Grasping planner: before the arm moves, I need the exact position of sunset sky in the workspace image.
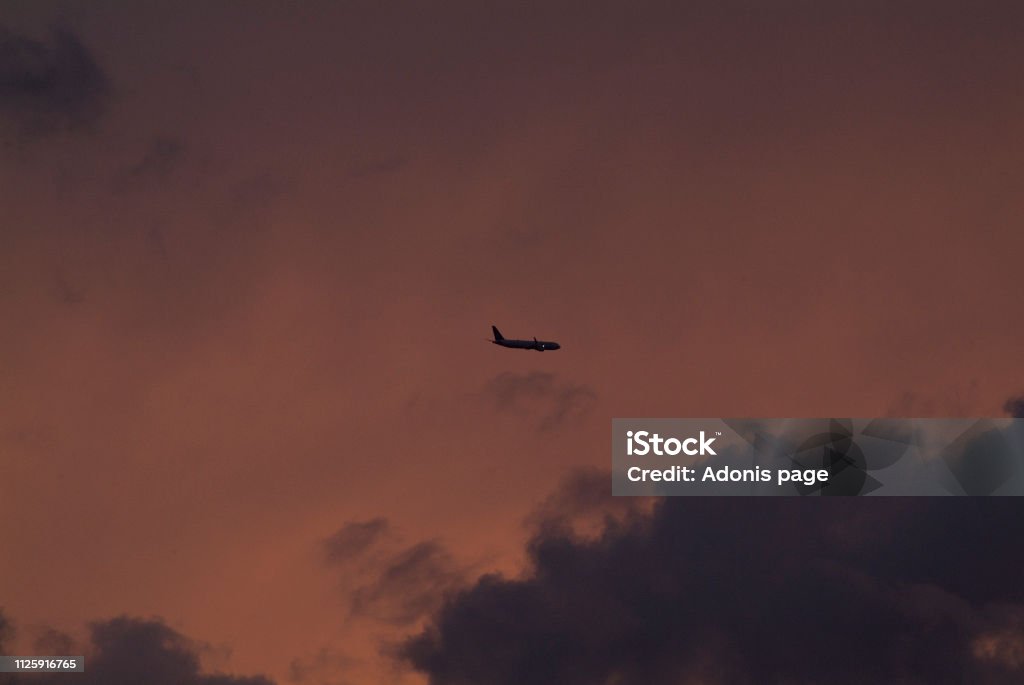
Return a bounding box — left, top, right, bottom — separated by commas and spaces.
2, 2, 1024, 684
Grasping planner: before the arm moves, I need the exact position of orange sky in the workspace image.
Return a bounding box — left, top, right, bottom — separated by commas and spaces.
1, 3, 1023, 684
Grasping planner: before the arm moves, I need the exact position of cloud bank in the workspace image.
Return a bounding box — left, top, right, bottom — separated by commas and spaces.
5, 615, 275, 685
402, 486, 1024, 684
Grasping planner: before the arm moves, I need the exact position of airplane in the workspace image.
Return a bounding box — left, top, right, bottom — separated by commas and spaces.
490, 325, 561, 351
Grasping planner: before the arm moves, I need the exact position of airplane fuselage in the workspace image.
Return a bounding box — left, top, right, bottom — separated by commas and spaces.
490, 325, 560, 351
493, 338, 561, 351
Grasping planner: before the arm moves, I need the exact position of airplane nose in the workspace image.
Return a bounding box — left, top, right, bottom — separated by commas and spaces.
550, 343, 561, 350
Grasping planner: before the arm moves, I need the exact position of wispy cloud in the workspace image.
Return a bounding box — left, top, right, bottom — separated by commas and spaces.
483, 371, 597, 432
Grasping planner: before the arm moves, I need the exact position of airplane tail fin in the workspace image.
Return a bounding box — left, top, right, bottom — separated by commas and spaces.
491, 325, 504, 341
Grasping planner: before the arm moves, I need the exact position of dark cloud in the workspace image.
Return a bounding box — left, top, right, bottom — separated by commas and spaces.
349, 541, 466, 626
1004, 395, 1024, 419
10, 616, 275, 685
323, 518, 391, 563
0, 24, 109, 136
402, 483, 1024, 685
483, 372, 597, 432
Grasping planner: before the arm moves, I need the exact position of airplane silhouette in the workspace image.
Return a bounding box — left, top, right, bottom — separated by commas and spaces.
490, 325, 561, 351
